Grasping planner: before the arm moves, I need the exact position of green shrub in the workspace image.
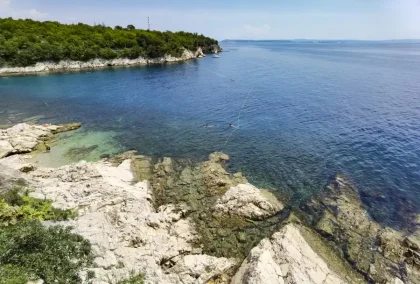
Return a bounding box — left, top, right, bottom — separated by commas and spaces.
0, 199, 19, 226
0, 264, 29, 284
0, 221, 93, 283
0, 18, 219, 66
0, 189, 77, 226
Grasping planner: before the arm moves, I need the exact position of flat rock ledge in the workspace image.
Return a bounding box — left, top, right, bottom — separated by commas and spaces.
213, 183, 284, 220
0, 122, 81, 158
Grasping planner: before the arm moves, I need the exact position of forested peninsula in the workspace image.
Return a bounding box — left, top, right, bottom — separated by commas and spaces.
0, 18, 220, 69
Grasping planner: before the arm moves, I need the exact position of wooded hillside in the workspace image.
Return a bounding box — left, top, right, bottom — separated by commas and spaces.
0, 18, 219, 67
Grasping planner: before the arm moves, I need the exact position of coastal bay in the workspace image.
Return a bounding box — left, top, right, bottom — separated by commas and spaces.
1, 19, 420, 283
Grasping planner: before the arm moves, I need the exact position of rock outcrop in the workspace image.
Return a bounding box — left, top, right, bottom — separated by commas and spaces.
139, 151, 280, 260
2, 154, 237, 284
213, 183, 284, 220
2, 123, 418, 284
0, 124, 241, 283
200, 152, 248, 193
201, 44, 222, 54
0, 48, 205, 76
0, 123, 81, 158
195, 47, 205, 58
301, 175, 420, 284
231, 223, 347, 284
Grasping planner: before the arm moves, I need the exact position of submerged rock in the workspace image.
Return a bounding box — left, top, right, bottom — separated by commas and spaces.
137, 151, 283, 260
51, 122, 82, 134
301, 174, 420, 284
213, 183, 284, 220
66, 144, 99, 158
201, 152, 247, 192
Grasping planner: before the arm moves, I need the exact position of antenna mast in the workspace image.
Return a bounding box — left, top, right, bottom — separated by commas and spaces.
148, 17, 150, 31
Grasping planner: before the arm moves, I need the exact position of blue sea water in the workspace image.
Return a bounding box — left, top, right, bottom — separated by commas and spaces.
1, 41, 420, 228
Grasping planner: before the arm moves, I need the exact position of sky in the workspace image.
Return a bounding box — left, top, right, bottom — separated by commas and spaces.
1, 0, 420, 40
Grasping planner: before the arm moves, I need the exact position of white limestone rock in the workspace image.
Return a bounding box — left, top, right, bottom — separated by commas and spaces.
195, 47, 205, 58
0, 140, 14, 158
168, 255, 237, 284
0, 123, 54, 157
214, 183, 284, 220
7, 157, 237, 284
0, 48, 204, 75
231, 224, 347, 284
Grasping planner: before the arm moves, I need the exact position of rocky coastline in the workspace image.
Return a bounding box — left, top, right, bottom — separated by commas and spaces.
0, 47, 212, 76
0, 123, 418, 284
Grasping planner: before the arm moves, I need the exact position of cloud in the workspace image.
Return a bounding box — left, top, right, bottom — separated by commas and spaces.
9, 8, 48, 20
0, 0, 48, 20
244, 24, 271, 36
27, 9, 48, 19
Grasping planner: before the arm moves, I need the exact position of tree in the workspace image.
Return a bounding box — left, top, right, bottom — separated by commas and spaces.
0, 17, 219, 66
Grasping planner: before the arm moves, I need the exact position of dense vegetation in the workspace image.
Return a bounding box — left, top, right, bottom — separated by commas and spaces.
0, 17, 219, 67
0, 188, 93, 283
0, 222, 94, 284
0, 188, 77, 226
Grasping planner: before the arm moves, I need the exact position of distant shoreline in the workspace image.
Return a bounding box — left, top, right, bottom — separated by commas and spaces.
0, 48, 208, 77
221, 39, 420, 43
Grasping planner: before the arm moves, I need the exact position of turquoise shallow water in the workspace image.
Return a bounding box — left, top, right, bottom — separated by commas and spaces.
1, 41, 420, 228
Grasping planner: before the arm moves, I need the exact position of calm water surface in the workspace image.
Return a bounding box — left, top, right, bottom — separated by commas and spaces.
1, 41, 420, 228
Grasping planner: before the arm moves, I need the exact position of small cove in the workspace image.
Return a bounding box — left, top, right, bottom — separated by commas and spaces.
1, 41, 420, 229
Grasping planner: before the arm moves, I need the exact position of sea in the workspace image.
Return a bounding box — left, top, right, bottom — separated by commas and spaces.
1, 40, 420, 228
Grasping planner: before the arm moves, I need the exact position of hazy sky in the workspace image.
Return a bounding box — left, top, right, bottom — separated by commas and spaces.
1, 0, 420, 40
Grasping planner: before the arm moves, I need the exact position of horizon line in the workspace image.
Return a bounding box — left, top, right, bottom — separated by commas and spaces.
221, 39, 420, 42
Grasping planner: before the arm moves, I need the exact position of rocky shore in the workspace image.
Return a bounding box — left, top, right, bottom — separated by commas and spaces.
0, 123, 418, 284
0, 48, 209, 76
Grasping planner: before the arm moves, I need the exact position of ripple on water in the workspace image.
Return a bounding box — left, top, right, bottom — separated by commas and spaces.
2, 41, 420, 229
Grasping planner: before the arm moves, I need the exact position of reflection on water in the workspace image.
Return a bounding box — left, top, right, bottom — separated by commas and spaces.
1, 41, 420, 228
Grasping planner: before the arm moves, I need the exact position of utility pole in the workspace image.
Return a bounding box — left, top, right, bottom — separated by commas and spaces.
148, 17, 150, 31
